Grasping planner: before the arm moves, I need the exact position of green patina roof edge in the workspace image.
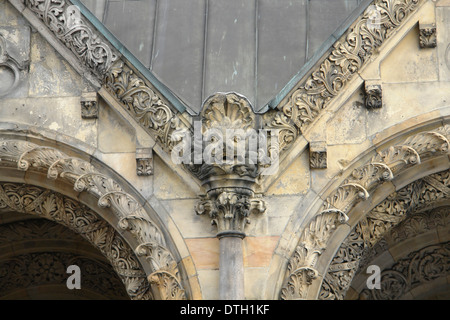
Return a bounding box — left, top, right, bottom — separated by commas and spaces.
263, 0, 373, 112
71, 0, 188, 114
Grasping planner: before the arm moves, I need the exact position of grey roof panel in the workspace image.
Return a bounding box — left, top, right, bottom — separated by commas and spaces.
80, 0, 367, 113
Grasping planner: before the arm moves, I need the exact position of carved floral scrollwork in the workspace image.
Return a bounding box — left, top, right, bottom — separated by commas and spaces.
24, 0, 117, 76
282, 126, 450, 300
360, 242, 450, 300
0, 183, 148, 299
104, 61, 180, 150
0, 139, 186, 300
264, 0, 423, 155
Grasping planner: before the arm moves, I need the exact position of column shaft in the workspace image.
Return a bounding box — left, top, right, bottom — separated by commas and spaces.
219, 236, 244, 300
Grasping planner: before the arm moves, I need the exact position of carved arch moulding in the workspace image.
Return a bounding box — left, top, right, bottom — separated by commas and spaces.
7, 0, 429, 186
279, 121, 450, 300
0, 133, 189, 300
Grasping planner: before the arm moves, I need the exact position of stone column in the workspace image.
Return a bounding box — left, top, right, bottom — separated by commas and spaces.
219, 235, 245, 300
196, 187, 266, 300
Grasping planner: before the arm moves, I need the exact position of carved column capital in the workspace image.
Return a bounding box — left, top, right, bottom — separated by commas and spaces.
195, 188, 266, 238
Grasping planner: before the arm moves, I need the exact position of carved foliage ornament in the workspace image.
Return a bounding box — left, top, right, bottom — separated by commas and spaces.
419, 22, 437, 49
195, 188, 266, 238
24, 0, 117, 76
0, 251, 130, 299
104, 60, 181, 151
264, 0, 422, 154
20, 0, 424, 176
320, 171, 450, 300
0, 183, 144, 299
0, 139, 186, 300
281, 125, 450, 300
360, 242, 450, 300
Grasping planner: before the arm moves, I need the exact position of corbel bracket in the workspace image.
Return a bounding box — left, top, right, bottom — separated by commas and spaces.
136, 147, 153, 176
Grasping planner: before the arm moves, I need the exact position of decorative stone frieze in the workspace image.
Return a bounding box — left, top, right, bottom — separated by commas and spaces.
364, 81, 382, 109
104, 60, 181, 151
22, 0, 118, 77
15, 0, 425, 169
263, 0, 422, 154
419, 22, 437, 48
360, 242, 450, 300
309, 141, 327, 169
320, 170, 450, 300
0, 183, 148, 299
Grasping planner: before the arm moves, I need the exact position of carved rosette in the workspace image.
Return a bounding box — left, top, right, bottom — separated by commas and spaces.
196, 188, 266, 238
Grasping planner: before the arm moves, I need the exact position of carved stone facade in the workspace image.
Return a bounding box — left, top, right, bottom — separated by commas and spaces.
1, 0, 450, 300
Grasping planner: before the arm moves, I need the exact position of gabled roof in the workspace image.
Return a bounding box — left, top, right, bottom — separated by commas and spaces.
80, 0, 371, 113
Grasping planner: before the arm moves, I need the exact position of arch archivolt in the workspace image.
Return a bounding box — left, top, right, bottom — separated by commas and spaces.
0, 133, 188, 300
0, 182, 149, 299
353, 205, 450, 300
320, 171, 450, 300
0, 215, 130, 299
279, 120, 450, 300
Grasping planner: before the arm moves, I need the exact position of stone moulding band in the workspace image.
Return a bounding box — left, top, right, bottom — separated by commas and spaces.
0, 137, 187, 300
280, 124, 450, 300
